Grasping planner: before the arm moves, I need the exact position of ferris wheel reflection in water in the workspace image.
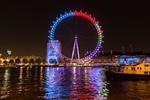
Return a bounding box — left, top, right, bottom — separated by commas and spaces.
44, 67, 109, 99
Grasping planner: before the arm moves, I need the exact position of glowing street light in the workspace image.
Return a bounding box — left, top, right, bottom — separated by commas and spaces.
0, 53, 2, 57
7, 49, 12, 56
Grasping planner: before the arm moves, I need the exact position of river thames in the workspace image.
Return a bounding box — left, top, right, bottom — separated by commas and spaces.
0, 67, 150, 100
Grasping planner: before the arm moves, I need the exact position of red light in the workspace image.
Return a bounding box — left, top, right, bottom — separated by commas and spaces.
74, 11, 96, 24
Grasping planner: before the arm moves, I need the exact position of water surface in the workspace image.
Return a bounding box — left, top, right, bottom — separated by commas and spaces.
0, 67, 150, 100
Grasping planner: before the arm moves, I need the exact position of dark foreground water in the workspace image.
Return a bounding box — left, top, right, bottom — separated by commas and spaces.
0, 67, 150, 100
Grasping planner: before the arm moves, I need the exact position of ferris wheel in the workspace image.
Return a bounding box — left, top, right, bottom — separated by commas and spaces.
48, 10, 103, 63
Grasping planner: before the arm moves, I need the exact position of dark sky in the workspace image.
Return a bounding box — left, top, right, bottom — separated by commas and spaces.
0, 0, 150, 57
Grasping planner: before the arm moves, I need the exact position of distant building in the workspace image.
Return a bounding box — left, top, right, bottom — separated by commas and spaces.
115, 56, 140, 64
47, 40, 61, 64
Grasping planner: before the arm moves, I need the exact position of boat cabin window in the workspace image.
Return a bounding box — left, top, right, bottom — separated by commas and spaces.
125, 67, 128, 70
140, 67, 142, 70
144, 71, 148, 74
145, 64, 150, 67
132, 67, 135, 70
132, 67, 134, 70
137, 67, 141, 70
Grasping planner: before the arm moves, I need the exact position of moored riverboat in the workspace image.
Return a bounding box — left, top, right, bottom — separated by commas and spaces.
106, 62, 150, 79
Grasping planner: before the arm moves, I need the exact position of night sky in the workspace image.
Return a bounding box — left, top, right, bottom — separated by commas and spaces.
0, 0, 150, 57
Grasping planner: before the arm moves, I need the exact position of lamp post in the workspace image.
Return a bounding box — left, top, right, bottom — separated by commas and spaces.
0, 53, 2, 58
7, 49, 12, 56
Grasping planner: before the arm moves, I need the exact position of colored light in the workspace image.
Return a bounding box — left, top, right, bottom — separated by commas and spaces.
48, 10, 104, 62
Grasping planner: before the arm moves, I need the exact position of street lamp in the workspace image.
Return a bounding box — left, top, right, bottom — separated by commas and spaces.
7, 49, 12, 56
0, 53, 2, 57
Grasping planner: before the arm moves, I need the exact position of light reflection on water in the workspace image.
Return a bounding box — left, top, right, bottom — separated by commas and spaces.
0, 67, 150, 100
44, 67, 108, 99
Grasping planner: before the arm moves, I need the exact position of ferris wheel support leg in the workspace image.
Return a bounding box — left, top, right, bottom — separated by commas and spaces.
71, 38, 76, 60
76, 37, 80, 59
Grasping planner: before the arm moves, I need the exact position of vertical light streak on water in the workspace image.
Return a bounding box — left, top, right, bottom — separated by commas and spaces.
71, 67, 77, 92
44, 67, 56, 99
19, 67, 23, 80
25, 67, 29, 79
72, 67, 76, 81
84, 67, 89, 81
40, 67, 43, 81
0, 69, 10, 99
89, 68, 109, 100
17, 67, 24, 93
44, 67, 71, 99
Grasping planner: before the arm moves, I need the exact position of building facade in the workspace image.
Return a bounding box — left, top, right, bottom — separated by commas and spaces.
47, 40, 61, 64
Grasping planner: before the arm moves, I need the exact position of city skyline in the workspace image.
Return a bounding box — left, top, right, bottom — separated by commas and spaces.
0, 0, 150, 57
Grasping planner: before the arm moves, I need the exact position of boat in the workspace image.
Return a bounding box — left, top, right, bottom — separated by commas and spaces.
106, 61, 150, 79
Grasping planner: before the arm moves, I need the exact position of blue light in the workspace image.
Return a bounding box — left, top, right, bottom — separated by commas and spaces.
145, 57, 150, 62
47, 40, 61, 64
116, 56, 140, 64
49, 11, 74, 40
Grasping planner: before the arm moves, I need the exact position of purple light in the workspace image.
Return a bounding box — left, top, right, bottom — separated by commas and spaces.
48, 10, 104, 62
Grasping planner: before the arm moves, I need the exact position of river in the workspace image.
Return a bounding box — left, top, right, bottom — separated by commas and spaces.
0, 67, 150, 100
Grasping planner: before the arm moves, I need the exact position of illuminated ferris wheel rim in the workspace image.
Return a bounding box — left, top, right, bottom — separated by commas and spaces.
49, 10, 103, 60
